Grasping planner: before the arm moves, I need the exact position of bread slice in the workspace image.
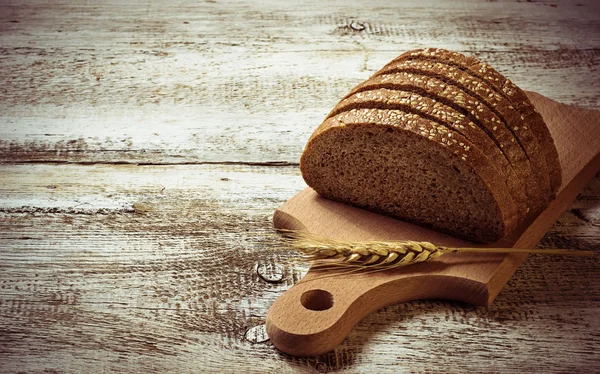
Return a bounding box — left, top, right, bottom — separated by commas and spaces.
370, 59, 552, 214
340, 71, 539, 215
326, 87, 527, 221
392, 48, 562, 194
300, 108, 520, 242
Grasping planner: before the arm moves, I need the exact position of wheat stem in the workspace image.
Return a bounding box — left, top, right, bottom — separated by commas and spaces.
454, 247, 593, 256
275, 229, 594, 270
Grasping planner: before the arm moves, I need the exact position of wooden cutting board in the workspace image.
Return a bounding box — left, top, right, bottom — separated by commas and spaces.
266, 91, 600, 357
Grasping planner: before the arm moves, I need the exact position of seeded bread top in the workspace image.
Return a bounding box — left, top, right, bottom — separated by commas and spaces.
394, 48, 561, 194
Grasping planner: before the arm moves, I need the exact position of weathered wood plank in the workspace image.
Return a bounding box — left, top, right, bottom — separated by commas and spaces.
1, 164, 598, 372
1, 0, 599, 372
1, 0, 599, 164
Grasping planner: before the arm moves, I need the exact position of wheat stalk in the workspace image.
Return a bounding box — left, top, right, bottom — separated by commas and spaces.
277, 229, 593, 271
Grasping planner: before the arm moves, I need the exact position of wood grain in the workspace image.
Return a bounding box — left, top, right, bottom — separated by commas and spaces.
1, 164, 599, 372
0, 164, 304, 372
1, 0, 599, 372
1, 0, 599, 164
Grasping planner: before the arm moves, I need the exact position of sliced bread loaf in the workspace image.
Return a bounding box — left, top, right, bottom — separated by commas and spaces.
392, 48, 562, 194
325, 87, 527, 221
301, 108, 519, 242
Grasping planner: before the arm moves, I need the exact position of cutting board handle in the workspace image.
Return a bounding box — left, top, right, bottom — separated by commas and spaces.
268, 210, 492, 358
266, 270, 488, 356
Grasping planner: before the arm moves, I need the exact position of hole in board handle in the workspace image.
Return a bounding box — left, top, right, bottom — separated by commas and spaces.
300, 289, 334, 311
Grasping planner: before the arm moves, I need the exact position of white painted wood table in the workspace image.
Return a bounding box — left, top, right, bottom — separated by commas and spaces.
1, 1, 599, 372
